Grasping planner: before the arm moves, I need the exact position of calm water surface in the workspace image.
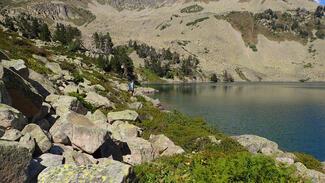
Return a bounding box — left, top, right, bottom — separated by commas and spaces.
149, 82, 325, 161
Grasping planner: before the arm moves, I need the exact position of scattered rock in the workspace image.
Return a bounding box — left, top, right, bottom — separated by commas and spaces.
0, 103, 27, 130
28, 153, 64, 182
1, 129, 22, 141
63, 149, 96, 165
62, 84, 78, 95
85, 91, 114, 109
123, 137, 154, 165
135, 87, 158, 95
0, 140, 32, 183
149, 134, 185, 158
46, 94, 87, 116
45, 62, 62, 75
19, 133, 36, 153
38, 159, 132, 183
107, 110, 139, 123
21, 124, 52, 153
232, 135, 281, 155
128, 102, 143, 110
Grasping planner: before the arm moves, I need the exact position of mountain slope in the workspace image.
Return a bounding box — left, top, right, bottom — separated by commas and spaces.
2, 0, 324, 82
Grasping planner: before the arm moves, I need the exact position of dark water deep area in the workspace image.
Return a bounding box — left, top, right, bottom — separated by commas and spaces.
149, 82, 325, 161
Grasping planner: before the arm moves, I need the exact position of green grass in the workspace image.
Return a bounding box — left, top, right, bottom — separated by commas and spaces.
294, 152, 323, 173
0, 29, 52, 75
134, 102, 245, 153
135, 152, 301, 183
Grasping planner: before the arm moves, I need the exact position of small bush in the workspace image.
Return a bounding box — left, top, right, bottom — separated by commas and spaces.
210, 73, 219, 82
249, 44, 258, 52
69, 92, 96, 112
72, 71, 84, 84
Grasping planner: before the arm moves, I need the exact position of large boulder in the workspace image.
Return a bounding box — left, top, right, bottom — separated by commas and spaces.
107, 110, 139, 123
149, 134, 185, 158
0, 66, 43, 118
38, 159, 132, 183
28, 69, 56, 97
232, 135, 282, 155
1, 59, 29, 79
123, 137, 154, 165
110, 121, 141, 141
46, 94, 87, 116
0, 140, 32, 183
84, 91, 114, 109
86, 109, 107, 126
0, 80, 11, 105
50, 112, 108, 154
0, 104, 27, 130
21, 124, 52, 153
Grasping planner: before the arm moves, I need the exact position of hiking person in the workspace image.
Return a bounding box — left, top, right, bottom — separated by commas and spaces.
128, 79, 135, 95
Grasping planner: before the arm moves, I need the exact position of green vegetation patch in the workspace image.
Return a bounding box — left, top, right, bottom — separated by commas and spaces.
69, 92, 96, 112
294, 152, 324, 172
134, 102, 245, 153
135, 152, 300, 183
137, 68, 165, 83
186, 17, 209, 26
181, 4, 204, 14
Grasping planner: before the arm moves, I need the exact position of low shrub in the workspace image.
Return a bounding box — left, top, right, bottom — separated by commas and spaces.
135, 152, 300, 183
69, 92, 96, 112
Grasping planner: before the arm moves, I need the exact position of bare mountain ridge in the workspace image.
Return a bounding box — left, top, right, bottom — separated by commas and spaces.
2, 0, 324, 82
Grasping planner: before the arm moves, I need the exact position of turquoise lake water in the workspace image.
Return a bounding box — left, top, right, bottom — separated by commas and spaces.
149, 82, 325, 161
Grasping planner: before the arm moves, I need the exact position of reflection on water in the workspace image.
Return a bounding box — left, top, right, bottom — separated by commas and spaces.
150, 83, 325, 161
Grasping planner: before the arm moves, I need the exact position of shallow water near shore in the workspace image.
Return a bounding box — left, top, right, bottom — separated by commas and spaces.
149, 82, 325, 161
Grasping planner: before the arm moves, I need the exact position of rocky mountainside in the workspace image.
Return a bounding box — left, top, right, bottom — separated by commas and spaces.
1, 0, 324, 82
0, 9, 325, 182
